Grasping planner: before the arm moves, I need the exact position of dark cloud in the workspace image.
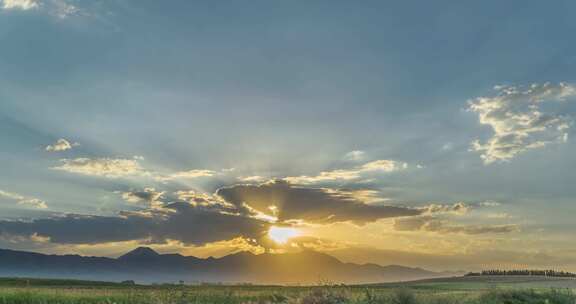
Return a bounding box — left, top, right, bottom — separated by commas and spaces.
217, 180, 421, 224
0, 202, 269, 245
394, 216, 519, 235
121, 188, 164, 206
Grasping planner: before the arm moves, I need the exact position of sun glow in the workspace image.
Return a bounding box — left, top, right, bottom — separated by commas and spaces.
268, 226, 300, 244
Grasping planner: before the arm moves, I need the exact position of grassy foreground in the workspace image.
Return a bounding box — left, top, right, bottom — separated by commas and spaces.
0, 284, 575, 304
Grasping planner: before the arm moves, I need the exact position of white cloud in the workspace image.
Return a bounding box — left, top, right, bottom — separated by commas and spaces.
344, 150, 365, 161
441, 142, 454, 151
478, 201, 501, 207
2, 0, 39, 10
155, 169, 217, 182
1, 0, 78, 18
239, 176, 268, 182
0, 190, 48, 209
284, 159, 408, 184
45, 138, 79, 152
53, 158, 148, 178
360, 159, 407, 172
468, 83, 576, 164
51, 156, 225, 183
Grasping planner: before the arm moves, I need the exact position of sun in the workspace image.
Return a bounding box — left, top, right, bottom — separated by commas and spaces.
268, 226, 300, 244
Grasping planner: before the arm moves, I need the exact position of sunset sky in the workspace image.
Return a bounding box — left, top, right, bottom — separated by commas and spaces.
1, 0, 576, 272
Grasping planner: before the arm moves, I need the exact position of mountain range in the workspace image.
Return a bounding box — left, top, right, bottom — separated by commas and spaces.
0, 247, 461, 284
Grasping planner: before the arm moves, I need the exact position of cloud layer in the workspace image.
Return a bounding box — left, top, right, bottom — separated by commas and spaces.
0, 202, 267, 245
217, 180, 421, 224
469, 83, 576, 164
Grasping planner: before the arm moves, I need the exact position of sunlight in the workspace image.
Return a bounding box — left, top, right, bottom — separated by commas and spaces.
268, 226, 300, 244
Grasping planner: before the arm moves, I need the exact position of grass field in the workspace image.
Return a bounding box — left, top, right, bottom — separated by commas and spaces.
0, 276, 575, 304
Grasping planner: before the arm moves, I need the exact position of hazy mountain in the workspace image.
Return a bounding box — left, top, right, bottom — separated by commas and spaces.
0, 247, 459, 284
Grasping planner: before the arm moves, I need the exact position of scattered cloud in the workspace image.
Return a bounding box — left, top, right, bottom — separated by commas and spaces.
121, 188, 164, 208
394, 216, 519, 235
344, 150, 365, 161
239, 176, 268, 183
47, 0, 76, 18
155, 169, 217, 182
468, 83, 576, 164
478, 201, 501, 207
425, 202, 470, 215
284, 159, 408, 184
45, 138, 78, 152
486, 213, 512, 219
217, 180, 421, 225
1, 0, 78, 18
0, 190, 48, 209
360, 160, 407, 171
2, 0, 38, 10
441, 142, 454, 151
50, 155, 227, 184
52, 157, 148, 178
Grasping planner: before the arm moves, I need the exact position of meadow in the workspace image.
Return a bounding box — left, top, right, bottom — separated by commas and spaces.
0, 276, 576, 304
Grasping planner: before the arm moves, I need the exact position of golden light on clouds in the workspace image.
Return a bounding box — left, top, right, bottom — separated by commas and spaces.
268, 226, 300, 244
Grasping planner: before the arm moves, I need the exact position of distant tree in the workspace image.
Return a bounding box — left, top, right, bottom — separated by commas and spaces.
466, 269, 576, 278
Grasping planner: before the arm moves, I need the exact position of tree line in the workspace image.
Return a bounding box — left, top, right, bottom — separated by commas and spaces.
466, 269, 576, 278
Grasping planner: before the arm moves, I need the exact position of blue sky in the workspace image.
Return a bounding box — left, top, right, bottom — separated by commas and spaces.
1, 0, 576, 271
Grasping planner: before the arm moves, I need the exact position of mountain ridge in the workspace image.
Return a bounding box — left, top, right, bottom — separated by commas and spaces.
0, 247, 461, 284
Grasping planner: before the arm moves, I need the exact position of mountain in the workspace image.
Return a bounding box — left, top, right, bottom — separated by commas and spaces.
118, 247, 160, 260
0, 247, 458, 284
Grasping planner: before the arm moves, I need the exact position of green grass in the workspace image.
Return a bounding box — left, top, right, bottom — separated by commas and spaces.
0, 277, 575, 303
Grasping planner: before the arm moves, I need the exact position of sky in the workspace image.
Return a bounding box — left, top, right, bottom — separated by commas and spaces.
1, 0, 576, 272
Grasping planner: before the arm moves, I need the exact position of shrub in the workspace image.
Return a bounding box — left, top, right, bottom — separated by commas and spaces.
476, 289, 575, 304
390, 289, 418, 304
299, 288, 349, 304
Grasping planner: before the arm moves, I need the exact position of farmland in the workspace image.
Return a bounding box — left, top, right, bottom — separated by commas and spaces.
0, 276, 575, 304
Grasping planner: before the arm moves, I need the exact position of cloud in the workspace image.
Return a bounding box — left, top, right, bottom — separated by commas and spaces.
47, 0, 76, 18
121, 188, 164, 208
0, 190, 48, 209
284, 159, 408, 184
477, 201, 501, 207
216, 180, 421, 225
360, 160, 407, 171
441, 143, 454, 151
155, 169, 217, 182
344, 150, 365, 161
53, 158, 148, 178
51, 156, 229, 185
0, 202, 269, 246
45, 138, 78, 152
51, 156, 224, 183
394, 216, 519, 235
468, 83, 576, 164
425, 202, 470, 215
2, 0, 38, 10
1, 0, 77, 18
239, 176, 268, 183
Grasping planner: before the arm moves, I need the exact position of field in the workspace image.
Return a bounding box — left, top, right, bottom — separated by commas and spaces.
0, 276, 575, 304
